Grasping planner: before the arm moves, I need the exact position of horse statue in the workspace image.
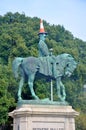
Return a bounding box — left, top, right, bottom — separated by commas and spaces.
12, 53, 77, 102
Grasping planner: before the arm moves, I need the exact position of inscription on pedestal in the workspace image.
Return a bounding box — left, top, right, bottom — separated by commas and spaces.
32, 122, 64, 130
33, 128, 64, 130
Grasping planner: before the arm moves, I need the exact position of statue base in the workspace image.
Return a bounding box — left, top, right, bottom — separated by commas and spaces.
17, 98, 69, 106
9, 103, 79, 130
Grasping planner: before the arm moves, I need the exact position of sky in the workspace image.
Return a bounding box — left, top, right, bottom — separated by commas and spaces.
0, 0, 86, 41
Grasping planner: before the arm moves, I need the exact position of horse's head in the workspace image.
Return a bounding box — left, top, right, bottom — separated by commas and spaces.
64, 54, 77, 77
12, 57, 23, 79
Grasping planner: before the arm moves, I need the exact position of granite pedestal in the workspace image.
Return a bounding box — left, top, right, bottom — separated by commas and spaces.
9, 103, 79, 130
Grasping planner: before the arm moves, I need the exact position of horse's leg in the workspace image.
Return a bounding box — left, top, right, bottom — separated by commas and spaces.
56, 77, 66, 101
28, 74, 39, 100
60, 81, 66, 101
56, 77, 62, 101
18, 76, 24, 101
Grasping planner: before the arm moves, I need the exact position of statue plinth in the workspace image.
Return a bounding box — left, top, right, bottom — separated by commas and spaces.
9, 104, 79, 130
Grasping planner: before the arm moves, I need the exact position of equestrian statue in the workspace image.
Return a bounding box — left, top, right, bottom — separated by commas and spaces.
12, 19, 77, 102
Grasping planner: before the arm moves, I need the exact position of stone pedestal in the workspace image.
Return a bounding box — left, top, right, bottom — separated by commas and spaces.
9, 104, 79, 130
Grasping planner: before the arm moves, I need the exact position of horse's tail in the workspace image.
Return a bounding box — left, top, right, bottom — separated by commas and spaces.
12, 57, 24, 79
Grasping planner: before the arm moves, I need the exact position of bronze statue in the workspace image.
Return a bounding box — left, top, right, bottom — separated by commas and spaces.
12, 54, 77, 102
12, 19, 77, 103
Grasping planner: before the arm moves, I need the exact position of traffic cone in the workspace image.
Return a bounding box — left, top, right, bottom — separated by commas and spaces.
38, 19, 47, 35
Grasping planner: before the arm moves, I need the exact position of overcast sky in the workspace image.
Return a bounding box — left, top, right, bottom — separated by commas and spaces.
0, 0, 86, 41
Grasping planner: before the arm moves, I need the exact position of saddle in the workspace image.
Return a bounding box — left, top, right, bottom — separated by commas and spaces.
38, 56, 57, 77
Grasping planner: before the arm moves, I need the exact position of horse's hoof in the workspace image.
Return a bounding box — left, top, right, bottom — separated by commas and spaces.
18, 97, 22, 101
34, 96, 40, 100
60, 98, 66, 102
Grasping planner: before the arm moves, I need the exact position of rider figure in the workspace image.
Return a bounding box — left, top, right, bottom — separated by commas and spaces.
38, 33, 49, 57
38, 19, 57, 78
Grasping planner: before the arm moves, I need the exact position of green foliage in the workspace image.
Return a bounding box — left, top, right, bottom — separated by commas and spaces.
0, 12, 86, 128
0, 64, 16, 125
76, 113, 86, 130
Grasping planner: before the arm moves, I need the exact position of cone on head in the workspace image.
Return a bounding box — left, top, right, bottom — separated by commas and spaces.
38, 19, 47, 35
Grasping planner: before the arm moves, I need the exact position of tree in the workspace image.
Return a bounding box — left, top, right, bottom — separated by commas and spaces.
0, 64, 15, 126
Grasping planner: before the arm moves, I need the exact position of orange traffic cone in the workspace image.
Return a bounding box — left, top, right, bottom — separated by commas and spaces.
38, 19, 47, 35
